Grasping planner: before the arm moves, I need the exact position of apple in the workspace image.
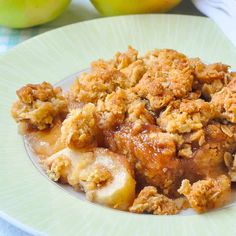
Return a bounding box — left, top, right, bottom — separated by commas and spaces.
91, 0, 182, 16
45, 148, 136, 210
0, 0, 71, 28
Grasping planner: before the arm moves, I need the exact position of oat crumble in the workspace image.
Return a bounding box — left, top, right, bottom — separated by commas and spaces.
12, 46, 236, 214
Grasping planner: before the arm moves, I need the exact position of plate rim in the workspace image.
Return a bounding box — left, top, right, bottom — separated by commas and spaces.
1, 13, 236, 236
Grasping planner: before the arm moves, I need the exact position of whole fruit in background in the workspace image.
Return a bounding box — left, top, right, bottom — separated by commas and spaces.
0, 0, 71, 28
91, 0, 182, 16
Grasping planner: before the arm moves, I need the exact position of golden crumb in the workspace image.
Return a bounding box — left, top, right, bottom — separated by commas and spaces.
157, 99, 216, 133
114, 46, 139, 69
211, 78, 236, 123
79, 164, 112, 191
61, 103, 98, 149
129, 186, 188, 215
178, 175, 231, 213
135, 49, 193, 110
190, 58, 229, 83
96, 88, 127, 129
11, 82, 68, 130
224, 153, 236, 181
47, 155, 71, 183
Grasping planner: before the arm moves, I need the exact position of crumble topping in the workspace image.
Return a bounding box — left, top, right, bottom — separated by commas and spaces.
157, 99, 216, 133
47, 154, 71, 182
224, 153, 236, 181
61, 103, 98, 149
211, 77, 236, 123
12, 46, 236, 214
129, 186, 188, 215
190, 58, 229, 83
178, 175, 231, 213
11, 82, 68, 130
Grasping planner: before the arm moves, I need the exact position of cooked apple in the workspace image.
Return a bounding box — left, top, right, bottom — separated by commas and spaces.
91, 0, 182, 16
45, 148, 136, 210
0, 0, 71, 28
25, 121, 66, 159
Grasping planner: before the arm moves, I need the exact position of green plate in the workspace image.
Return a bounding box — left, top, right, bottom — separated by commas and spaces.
1, 14, 236, 236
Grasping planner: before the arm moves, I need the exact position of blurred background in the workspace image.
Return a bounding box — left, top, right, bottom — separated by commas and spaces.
1, 0, 234, 54
0, 0, 204, 54
1, 0, 235, 54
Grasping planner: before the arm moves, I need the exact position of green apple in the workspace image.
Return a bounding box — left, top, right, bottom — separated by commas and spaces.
91, 0, 182, 16
0, 0, 71, 28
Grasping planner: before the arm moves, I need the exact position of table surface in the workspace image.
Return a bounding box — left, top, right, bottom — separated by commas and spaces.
0, 0, 203, 235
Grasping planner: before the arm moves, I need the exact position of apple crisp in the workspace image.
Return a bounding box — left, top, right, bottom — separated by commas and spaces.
12, 46, 236, 214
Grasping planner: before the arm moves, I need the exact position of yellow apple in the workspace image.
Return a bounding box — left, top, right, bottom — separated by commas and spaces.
45, 148, 136, 210
0, 0, 71, 28
91, 0, 182, 16
88, 149, 136, 210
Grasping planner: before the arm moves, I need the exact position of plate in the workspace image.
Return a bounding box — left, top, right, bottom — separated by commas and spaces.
1, 14, 236, 236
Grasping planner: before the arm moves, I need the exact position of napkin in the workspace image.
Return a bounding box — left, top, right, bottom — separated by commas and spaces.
192, 0, 236, 47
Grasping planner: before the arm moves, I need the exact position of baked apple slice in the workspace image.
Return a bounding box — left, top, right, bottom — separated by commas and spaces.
45, 148, 136, 210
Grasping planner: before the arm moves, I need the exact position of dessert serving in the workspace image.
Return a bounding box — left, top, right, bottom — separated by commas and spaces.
11, 47, 236, 215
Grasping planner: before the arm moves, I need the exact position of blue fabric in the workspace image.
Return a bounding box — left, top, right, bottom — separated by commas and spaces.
0, 27, 50, 54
